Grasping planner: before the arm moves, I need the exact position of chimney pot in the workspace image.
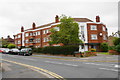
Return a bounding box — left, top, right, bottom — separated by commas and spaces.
32, 22, 36, 29
55, 15, 59, 23
21, 26, 24, 32
96, 16, 100, 22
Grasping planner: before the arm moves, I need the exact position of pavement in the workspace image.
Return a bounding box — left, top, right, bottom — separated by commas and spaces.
1, 62, 48, 78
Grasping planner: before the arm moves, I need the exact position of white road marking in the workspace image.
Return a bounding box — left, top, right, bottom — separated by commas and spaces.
84, 63, 116, 67
114, 65, 120, 68
45, 61, 78, 67
99, 68, 118, 72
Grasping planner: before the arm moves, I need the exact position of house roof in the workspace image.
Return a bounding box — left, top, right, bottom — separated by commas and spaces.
24, 18, 93, 31
25, 22, 55, 31
73, 18, 93, 22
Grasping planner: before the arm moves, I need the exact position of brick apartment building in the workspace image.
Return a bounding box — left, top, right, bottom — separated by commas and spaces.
14, 15, 108, 52
2, 35, 14, 44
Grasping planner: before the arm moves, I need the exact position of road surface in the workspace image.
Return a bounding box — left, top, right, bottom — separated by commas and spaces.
1, 53, 119, 80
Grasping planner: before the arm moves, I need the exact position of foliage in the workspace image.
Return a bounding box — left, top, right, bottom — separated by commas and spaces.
90, 48, 96, 52
100, 43, 108, 52
115, 43, 120, 52
32, 47, 43, 53
7, 43, 16, 49
113, 38, 120, 46
50, 15, 82, 45
2, 39, 10, 48
108, 46, 116, 50
33, 45, 79, 55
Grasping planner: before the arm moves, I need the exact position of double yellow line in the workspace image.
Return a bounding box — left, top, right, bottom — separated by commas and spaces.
1, 59, 65, 80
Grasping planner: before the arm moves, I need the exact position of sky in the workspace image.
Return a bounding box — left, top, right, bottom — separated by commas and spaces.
0, 0, 119, 38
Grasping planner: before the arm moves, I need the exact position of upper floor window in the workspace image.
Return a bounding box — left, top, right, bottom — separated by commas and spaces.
18, 35, 21, 38
30, 33, 33, 36
18, 40, 21, 44
43, 30, 49, 34
90, 25, 97, 30
103, 35, 107, 40
43, 37, 49, 42
91, 34, 97, 40
54, 27, 60, 31
25, 33, 29, 37
15, 36, 18, 39
37, 31, 40, 35
103, 26, 106, 31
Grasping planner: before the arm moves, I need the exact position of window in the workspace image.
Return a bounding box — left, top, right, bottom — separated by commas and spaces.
25, 33, 29, 37
103, 26, 106, 31
103, 35, 107, 40
15, 36, 18, 39
25, 40, 28, 43
38, 31, 40, 35
43, 30, 49, 34
18, 40, 21, 44
43, 37, 49, 42
30, 33, 33, 36
54, 27, 60, 31
91, 34, 97, 40
18, 35, 21, 38
90, 25, 97, 30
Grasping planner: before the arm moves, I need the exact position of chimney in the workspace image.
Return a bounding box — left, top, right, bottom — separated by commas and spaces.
55, 15, 59, 23
32, 22, 36, 29
96, 16, 100, 22
7, 35, 10, 38
1, 37, 4, 39
21, 26, 24, 32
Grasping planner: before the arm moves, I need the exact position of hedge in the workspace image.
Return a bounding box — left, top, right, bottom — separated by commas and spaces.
33, 45, 79, 55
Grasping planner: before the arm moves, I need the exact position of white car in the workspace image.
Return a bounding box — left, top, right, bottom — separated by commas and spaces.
9, 48, 20, 55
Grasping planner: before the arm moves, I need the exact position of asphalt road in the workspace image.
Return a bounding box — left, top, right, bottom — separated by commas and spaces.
1, 53, 119, 79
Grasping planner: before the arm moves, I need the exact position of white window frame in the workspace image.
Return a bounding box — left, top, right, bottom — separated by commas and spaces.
91, 34, 97, 40
25, 33, 29, 37
30, 33, 33, 36
54, 27, 60, 31
103, 26, 106, 31
90, 25, 97, 30
18, 40, 21, 44
18, 35, 21, 38
103, 35, 107, 40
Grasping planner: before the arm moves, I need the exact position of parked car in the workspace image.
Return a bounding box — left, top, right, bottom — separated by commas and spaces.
19, 48, 32, 56
0, 48, 4, 53
9, 48, 20, 55
2, 48, 10, 54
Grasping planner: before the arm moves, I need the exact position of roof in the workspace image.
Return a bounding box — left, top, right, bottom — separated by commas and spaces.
25, 22, 55, 31
73, 18, 93, 22
24, 18, 93, 31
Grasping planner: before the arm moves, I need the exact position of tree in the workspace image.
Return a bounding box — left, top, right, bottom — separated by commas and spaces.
100, 43, 108, 52
2, 39, 10, 48
49, 15, 82, 45
113, 38, 120, 46
7, 43, 16, 49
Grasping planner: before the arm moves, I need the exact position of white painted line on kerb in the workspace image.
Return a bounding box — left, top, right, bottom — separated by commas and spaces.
99, 68, 118, 72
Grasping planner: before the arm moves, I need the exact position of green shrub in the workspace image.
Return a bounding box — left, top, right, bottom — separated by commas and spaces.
42, 45, 79, 55
113, 38, 120, 46
85, 51, 91, 53
115, 44, 120, 52
90, 48, 96, 52
100, 43, 108, 52
108, 46, 116, 50
7, 43, 16, 49
32, 47, 43, 53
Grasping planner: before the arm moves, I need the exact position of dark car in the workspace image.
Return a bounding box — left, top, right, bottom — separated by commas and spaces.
19, 48, 32, 56
9, 48, 20, 55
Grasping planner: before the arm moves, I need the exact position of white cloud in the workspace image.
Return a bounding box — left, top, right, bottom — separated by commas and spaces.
0, 0, 118, 38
